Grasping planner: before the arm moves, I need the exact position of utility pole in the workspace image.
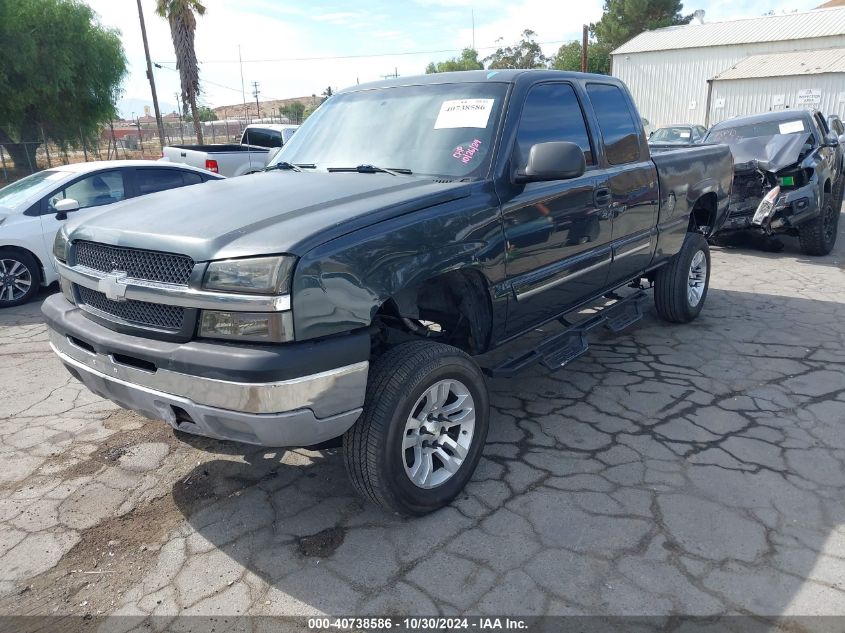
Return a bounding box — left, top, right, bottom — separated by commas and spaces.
581, 25, 588, 73
137, 0, 166, 150
252, 81, 261, 120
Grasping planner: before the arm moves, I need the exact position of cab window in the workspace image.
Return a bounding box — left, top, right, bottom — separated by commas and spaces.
515, 83, 594, 168
49, 170, 125, 210
586, 83, 641, 165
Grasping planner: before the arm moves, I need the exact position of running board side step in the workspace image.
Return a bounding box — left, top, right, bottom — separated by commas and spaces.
485, 291, 648, 378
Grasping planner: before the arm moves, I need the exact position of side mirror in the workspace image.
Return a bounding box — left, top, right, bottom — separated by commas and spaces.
515, 141, 586, 184
824, 133, 839, 148
54, 198, 80, 220
838, 134, 845, 146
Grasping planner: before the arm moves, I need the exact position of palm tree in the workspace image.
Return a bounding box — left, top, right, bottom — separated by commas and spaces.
155, 0, 205, 143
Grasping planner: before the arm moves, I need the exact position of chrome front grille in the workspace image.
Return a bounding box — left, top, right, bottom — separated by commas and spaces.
75, 241, 194, 285
77, 286, 185, 331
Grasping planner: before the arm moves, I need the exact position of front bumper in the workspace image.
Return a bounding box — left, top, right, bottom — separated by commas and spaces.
720, 182, 820, 235
43, 294, 368, 447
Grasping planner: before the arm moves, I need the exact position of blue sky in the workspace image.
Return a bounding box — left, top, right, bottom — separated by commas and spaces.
83, 0, 821, 117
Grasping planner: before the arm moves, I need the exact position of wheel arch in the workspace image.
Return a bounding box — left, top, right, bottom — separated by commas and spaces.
687, 191, 719, 234
372, 267, 494, 356
0, 244, 46, 286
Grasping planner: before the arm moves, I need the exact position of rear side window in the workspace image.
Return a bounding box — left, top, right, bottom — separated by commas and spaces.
514, 83, 594, 168
586, 83, 641, 165
244, 128, 281, 148
136, 169, 202, 195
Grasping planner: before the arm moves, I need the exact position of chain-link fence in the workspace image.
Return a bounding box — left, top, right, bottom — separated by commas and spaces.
0, 113, 304, 187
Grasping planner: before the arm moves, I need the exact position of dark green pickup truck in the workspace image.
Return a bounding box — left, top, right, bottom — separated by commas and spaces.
43, 70, 732, 515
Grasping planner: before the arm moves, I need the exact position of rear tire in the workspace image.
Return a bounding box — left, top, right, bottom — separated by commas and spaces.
0, 249, 40, 308
799, 190, 838, 256
342, 341, 489, 516
653, 232, 710, 323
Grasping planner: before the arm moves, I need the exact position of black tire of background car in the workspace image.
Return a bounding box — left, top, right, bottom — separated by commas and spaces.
342, 340, 490, 516
798, 190, 839, 256
0, 249, 41, 308
653, 232, 711, 323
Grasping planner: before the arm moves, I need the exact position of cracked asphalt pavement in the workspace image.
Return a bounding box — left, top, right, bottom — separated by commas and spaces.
0, 209, 843, 624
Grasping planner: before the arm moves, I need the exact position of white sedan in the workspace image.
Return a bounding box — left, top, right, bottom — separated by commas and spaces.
0, 160, 223, 307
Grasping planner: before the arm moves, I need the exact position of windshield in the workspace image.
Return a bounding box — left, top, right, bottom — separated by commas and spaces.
269, 82, 509, 179
0, 169, 68, 211
650, 127, 692, 144
705, 118, 809, 145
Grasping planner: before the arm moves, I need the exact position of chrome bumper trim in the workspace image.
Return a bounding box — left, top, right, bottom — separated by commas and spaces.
49, 329, 367, 417
56, 260, 291, 312
55, 349, 362, 447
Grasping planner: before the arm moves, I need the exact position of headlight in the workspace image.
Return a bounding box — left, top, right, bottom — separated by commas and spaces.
203, 256, 295, 295
53, 228, 69, 263
199, 310, 294, 343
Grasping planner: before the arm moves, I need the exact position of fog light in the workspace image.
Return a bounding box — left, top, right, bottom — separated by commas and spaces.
60, 278, 76, 304
795, 198, 809, 210
199, 310, 293, 343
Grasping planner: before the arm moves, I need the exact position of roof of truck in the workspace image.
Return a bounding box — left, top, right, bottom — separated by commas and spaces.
341, 69, 623, 93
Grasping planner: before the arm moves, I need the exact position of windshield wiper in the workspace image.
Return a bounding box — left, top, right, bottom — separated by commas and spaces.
264, 162, 301, 172
264, 162, 317, 172
327, 164, 412, 176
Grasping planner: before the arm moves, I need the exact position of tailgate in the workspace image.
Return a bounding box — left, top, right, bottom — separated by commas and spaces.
161, 146, 207, 169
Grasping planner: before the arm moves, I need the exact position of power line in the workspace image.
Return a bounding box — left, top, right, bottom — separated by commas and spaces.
153, 38, 570, 65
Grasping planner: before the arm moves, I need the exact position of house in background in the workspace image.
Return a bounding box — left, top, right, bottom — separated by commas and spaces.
611, 7, 845, 128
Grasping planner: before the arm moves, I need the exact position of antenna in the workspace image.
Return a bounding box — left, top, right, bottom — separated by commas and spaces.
239, 44, 247, 116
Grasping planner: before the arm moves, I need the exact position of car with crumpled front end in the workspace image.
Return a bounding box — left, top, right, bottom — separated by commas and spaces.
705, 110, 843, 255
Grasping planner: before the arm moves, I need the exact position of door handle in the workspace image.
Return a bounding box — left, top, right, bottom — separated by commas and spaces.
594, 187, 612, 207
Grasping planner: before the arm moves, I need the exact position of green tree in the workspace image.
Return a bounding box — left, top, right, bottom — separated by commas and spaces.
184, 105, 217, 122
0, 0, 126, 170
550, 40, 612, 75
156, 0, 206, 143
280, 102, 306, 123
591, 0, 691, 51
483, 30, 547, 69
425, 48, 484, 73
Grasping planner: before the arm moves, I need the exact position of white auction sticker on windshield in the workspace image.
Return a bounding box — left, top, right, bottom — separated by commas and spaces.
434, 99, 494, 129
779, 120, 805, 134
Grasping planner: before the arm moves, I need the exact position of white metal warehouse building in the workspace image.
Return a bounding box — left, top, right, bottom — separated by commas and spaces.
611, 7, 845, 128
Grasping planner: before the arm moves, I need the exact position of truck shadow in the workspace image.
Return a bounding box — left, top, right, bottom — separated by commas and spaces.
0, 284, 57, 327
170, 284, 845, 617
710, 203, 844, 269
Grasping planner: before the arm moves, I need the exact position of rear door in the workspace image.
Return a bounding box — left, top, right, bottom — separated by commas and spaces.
584, 82, 659, 285
499, 81, 612, 336
131, 167, 206, 197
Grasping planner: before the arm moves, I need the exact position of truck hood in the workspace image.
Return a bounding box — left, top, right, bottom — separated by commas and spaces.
66, 171, 473, 261
727, 133, 811, 173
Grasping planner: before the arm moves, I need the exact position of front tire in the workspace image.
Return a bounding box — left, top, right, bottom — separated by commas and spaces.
0, 249, 40, 308
799, 190, 839, 256
342, 341, 490, 516
653, 232, 710, 323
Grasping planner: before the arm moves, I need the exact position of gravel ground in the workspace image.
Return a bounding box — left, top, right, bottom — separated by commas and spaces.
0, 208, 843, 627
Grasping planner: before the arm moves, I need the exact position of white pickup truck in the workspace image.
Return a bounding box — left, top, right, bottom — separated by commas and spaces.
161, 124, 299, 177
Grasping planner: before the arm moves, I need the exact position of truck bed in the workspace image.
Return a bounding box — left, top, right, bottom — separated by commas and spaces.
651, 143, 734, 236
170, 144, 270, 154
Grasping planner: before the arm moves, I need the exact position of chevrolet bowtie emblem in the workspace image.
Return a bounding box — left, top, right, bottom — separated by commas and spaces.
98, 271, 129, 302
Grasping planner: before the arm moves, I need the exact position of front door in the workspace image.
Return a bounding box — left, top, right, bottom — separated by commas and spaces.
499, 82, 613, 337
39, 169, 129, 271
